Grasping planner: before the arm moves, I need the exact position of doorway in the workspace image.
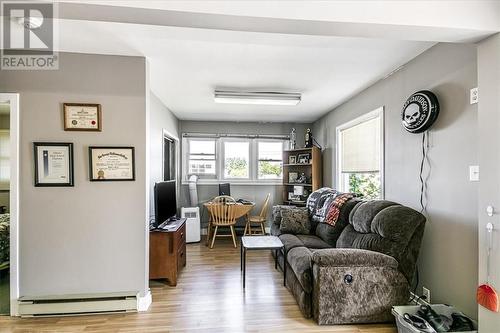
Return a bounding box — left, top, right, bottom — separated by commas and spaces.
0, 93, 19, 316
163, 131, 177, 182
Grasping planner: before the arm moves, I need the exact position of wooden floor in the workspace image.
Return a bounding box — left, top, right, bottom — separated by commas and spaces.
0, 237, 396, 332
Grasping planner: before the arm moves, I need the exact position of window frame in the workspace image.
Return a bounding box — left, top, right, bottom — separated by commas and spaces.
256, 139, 284, 181
182, 136, 285, 185
183, 137, 218, 180
335, 107, 385, 198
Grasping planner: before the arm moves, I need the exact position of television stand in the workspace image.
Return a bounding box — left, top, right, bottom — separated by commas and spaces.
149, 218, 186, 286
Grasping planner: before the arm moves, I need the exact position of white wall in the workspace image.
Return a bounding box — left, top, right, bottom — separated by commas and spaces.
313, 43, 478, 317
149, 92, 180, 218
0, 53, 149, 297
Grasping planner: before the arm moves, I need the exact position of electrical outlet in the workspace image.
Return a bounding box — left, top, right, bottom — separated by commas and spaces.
470, 87, 479, 104
423, 287, 431, 303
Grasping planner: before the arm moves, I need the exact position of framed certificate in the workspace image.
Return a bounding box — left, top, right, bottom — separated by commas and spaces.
34, 142, 74, 187
89, 146, 135, 181
63, 103, 102, 131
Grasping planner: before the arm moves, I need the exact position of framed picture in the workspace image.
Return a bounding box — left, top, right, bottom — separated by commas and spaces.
64, 103, 102, 131
288, 172, 298, 183
34, 142, 74, 187
297, 153, 310, 164
288, 155, 296, 164
89, 146, 135, 181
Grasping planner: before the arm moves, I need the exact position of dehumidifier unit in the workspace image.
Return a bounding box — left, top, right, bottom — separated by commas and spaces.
181, 207, 200, 243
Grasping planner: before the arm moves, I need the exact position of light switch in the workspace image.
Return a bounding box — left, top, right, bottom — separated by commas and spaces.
469, 165, 479, 181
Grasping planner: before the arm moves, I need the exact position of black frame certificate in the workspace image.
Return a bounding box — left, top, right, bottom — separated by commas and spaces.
63, 103, 102, 131
34, 142, 74, 187
89, 147, 135, 181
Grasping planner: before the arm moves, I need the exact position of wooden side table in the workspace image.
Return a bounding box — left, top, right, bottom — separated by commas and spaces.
240, 236, 285, 289
149, 218, 186, 286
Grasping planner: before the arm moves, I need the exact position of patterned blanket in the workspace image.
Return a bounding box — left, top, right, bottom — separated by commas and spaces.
306, 188, 355, 226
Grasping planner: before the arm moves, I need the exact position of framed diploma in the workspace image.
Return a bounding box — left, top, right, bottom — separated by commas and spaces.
89, 146, 135, 181
63, 103, 102, 131
34, 142, 74, 187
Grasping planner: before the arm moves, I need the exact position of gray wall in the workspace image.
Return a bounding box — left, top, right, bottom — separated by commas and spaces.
179, 121, 311, 229
0, 53, 149, 297
149, 92, 180, 218
477, 33, 500, 333
313, 43, 478, 317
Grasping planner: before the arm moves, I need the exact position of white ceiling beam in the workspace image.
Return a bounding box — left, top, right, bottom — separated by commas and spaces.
57, 2, 499, 43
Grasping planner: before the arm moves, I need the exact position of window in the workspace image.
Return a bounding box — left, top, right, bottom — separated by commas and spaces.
336, 108, 383, 199
182, 136, 285, 184
223, 141, 250, 179
187, 139, 217, 179
0, 130, 8, 190
257, 141, 283, 180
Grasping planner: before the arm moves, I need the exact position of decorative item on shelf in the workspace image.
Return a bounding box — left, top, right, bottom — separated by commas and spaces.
63, 103, 102, 131
288, 192, 295, 200
297, 153, 310, 164
293, 186, 304, 197
305, 128, 313, 148
303, 188, 309, 197
89, 146, 135, 181
288, 172, 298, 183
33, 142, 74, 187
289, 128, 296, 150
296, 173, 308, 184
289, 155, 296, 164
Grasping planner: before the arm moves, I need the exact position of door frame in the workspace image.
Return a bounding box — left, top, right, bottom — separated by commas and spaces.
0, 93, 19, 316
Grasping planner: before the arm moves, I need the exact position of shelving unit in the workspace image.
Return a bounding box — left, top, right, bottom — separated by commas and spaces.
282, 146, 322, 206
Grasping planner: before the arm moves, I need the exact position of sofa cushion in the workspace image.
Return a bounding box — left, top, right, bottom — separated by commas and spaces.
287, 247, 314, 293
280, 209, 311, 235
272, 205, 308, 235
296, 235, 331, 249
279, 234, 305, 252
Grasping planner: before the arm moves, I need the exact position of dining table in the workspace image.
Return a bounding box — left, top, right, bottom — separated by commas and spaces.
203, 201, 255, 246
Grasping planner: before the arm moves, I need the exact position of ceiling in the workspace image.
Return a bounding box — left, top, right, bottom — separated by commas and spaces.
48, 1, 500, 122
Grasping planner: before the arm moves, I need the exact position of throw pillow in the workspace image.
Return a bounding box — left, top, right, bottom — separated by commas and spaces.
280, 209, 311, 235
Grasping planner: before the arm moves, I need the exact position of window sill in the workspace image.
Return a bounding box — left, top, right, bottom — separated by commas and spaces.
181, 181, 283, 186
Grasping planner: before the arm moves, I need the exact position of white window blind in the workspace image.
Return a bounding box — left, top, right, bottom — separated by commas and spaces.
340, 117, 380, 173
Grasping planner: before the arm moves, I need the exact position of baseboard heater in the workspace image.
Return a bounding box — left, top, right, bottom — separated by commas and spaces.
18, 291, 138, 317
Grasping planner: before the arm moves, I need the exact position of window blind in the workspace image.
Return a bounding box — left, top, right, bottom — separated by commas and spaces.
340, 117, 380, 173
0, 130, 9, 189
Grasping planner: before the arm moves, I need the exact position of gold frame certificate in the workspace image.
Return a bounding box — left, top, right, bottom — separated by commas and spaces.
63, 103, 102, 131
34, 142, 74, 187
89, 147, 135, 181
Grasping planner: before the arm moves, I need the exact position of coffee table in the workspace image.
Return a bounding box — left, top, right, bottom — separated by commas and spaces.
240, 235, 285, 289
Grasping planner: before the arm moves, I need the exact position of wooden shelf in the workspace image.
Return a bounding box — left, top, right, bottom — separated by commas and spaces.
283, 163, 312, 167
284, 147, 314, 152
283, 200, 307, 206
282, 146, 322, 205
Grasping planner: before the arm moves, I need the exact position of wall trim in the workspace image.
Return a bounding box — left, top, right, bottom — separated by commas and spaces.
137, 290, 152, 312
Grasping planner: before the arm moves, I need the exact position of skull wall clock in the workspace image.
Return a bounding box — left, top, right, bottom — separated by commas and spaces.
401, 90, 440, 133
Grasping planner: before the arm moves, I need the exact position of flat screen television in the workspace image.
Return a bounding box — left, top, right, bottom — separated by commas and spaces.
154, 180, 177, 226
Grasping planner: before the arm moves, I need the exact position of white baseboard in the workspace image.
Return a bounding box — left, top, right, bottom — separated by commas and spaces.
137, 290, 152, 312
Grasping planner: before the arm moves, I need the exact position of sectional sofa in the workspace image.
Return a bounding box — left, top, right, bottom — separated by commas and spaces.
271, 189, 426, 325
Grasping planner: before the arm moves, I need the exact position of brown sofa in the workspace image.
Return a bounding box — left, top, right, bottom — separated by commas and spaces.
271, 191, 426, 325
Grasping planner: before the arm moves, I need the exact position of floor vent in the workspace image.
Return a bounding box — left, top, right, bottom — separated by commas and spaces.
18, 292, 138, 317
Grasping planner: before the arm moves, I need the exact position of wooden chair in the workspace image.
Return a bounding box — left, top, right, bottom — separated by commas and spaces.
244, 193, 271, 235
206, 196, 236, 246
207, 203, 238, 248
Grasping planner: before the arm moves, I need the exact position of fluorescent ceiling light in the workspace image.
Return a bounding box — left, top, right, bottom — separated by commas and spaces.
214, 90, 301, 106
